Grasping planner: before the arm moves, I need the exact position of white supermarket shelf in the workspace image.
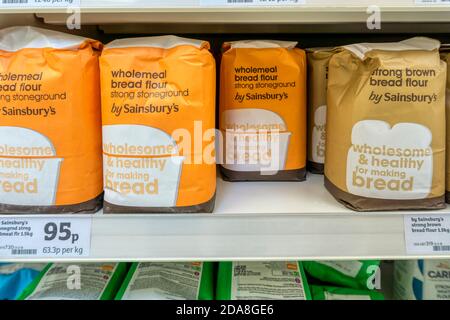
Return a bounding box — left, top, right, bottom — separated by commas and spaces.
1, 174, 450, 263
1, 1, 450, 24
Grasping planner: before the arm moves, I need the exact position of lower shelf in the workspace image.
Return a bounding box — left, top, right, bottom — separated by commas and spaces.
1, 174, 449, 262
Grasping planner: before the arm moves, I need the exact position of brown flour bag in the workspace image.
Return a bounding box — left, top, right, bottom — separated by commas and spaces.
442, 49, 450, 203
307, 48, 336, 174
325, 37, 446, 211
0, 27, 103, 214
100, 36, 216, 213
219, 40, 307, 181
446, 52, 450, 204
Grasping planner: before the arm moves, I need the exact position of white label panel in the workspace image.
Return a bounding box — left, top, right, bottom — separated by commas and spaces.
404, 215, 450, 255
0, 217, 91, 258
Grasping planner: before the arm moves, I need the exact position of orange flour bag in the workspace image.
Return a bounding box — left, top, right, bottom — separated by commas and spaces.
0, 27, 103, 214
219, 40, 307, 181
100, 36, 216, 213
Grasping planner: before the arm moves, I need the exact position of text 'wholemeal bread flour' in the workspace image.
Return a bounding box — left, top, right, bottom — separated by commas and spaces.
0, 27, 103, 213
100, 36, 216, 213
307, 48, 337, 174
219, 40, 307, 181
325, 37, 447, 211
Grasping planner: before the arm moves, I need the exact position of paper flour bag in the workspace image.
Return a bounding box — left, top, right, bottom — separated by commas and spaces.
18, 263, 128, 300
0, 26, 103, 213
219, 40, 307, 181
115, 262, 214, 300
394, 260, 450, 300
100, 36, 216, 213
442, 50, 450, 203
325, 37, 446, 211
307, 48, 337, 174
216, 261, 311, 300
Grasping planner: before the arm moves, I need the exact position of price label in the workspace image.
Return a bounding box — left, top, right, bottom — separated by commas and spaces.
404, 214, 450, 255
0, 217, 92, 258
201, 0, 305, 7
0, 0, 80, 7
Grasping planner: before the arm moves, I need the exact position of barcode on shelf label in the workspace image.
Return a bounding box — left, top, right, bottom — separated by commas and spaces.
2, 0, 28, 4
11, 248, 37, 255
201, 0, 305, 6
432, 245, 450, 251
0, 217, 92, 258
1, 0, 79, 7
404, 215, 450, 255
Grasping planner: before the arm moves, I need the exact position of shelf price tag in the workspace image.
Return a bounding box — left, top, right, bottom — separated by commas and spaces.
201, 0, 305, 7
0, 0, 80, 8
0, 217, 92, 258
404, 214, 450, 255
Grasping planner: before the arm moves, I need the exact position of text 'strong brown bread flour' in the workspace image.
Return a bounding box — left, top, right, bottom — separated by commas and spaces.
0, 27, 103, 214
307, 48, 336, 174
219, 40, 307, 181
100, 36, 216, 213
325, 37, 446, 211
